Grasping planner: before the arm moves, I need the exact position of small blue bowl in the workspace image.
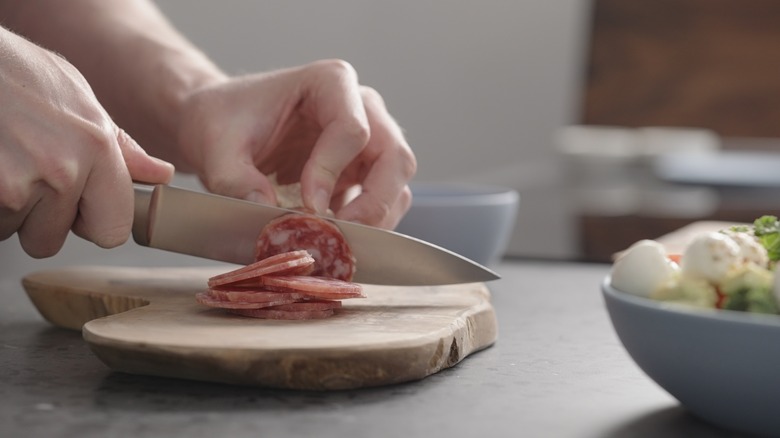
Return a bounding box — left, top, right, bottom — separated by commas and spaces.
396, 182, 519, 266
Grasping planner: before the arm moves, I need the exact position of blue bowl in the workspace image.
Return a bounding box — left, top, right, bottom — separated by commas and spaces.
602, 278, 780, 436
396, 182, 519, 266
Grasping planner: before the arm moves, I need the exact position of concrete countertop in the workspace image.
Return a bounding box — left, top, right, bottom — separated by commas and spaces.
0, 236, 735, 438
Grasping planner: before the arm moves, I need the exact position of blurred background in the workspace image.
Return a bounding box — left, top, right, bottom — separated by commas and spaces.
4, 0, 780, 268
151, 0, 590, 260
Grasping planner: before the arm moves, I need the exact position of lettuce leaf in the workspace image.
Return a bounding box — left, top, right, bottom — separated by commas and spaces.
752, 215, 780, 262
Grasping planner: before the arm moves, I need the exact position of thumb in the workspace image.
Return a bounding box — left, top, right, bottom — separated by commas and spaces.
116, 128, 175, 184
202, 158, 278, 206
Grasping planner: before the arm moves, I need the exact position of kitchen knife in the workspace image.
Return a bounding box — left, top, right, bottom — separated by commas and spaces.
132, 183, 500, 285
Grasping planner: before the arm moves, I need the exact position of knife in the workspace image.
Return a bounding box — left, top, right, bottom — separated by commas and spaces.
132, 183, 500, 285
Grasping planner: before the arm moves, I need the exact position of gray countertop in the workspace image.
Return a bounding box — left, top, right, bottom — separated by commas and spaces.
0, 236, 739, 438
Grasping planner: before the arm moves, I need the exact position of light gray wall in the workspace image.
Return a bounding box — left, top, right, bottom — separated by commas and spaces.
0, 1, 592, 269
154, 0, 593, 258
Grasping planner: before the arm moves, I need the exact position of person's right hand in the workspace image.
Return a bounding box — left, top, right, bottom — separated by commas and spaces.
0, 27, 174, 258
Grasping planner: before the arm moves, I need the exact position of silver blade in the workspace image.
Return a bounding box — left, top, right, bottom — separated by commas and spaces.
133, 184, 500, 285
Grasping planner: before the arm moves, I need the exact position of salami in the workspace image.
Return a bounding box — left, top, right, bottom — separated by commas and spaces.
229, 308, 335, 320
207, 250, 314, 287
207, 288, 304, 303
255, 214, 356, 281
195, 292, 298, 309
266, 299, 343, 312
199, 217, 363, 320
261, 275, 365, 299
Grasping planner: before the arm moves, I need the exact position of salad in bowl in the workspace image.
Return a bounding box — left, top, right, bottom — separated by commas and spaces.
611, 215, 780, 314
604, 215, 780, 436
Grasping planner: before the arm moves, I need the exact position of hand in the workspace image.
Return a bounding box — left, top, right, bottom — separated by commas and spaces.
0, 28, 174, 257
176, 59, 416, 229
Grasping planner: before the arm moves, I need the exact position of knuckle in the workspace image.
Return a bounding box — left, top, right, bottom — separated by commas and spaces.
44, 159, 80, 195
360, 85, 385, 106
398, 147, 418, 180
0, 183, 30, 213
398, 185, 413, 213
312, 58, 358, 80
360, 192, 393, 226
81, 120, 119, 155
339, 118, 371, 147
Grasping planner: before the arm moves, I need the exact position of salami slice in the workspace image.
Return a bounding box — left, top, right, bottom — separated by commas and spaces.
195, 292, 298, 309
261, 275, 365, 299
229, 308, 335, 320
266, 299, 343, 312
207, 250, 314, 287
207, 288, 304, 303
255, 214, 356, 281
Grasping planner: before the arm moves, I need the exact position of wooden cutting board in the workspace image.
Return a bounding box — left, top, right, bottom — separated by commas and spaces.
22, 266, 497, 390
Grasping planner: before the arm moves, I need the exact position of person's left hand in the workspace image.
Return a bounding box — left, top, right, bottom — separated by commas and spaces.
174, 59, 416, 230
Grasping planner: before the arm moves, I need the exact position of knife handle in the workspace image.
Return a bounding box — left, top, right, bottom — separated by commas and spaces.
132, 183, 157, 246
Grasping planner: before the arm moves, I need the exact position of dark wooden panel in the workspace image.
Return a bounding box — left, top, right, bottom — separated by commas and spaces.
583, 0, 780, 138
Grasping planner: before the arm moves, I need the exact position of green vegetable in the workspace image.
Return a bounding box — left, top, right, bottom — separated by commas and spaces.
720, 264, 777, 314
751, 215, 780, 262
727, 224, 752, 234
651, 276, 717, 309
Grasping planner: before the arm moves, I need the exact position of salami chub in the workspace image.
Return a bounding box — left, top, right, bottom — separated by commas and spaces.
254, 214, 356, 281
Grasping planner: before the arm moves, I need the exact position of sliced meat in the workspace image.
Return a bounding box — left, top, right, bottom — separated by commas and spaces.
207, 250, 314, 287
195, 292, 298, 309
261, 275, 365, 299
207, 288, 305, 303
266, 299, 343, 312
229, 308, 336, 320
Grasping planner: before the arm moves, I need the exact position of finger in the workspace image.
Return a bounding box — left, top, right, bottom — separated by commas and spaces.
378, 185, 413, 230
335, 91, 416, 227
300, 61, 370, 214
117, 128, 175, 184
70, 132, 134, 249
17, 184, 79, 258
0, 163, 37, 241
201, 150, 278, 205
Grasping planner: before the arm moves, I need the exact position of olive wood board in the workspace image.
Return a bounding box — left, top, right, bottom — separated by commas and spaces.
22, 266, 497, 390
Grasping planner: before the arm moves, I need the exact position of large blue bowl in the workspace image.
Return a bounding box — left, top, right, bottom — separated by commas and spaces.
602, 277, 780, 436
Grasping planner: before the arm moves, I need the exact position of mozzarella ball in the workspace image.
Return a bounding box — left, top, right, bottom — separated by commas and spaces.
611, 239, 679, 297
681, 232, 741, 284
720, 230, 769, 268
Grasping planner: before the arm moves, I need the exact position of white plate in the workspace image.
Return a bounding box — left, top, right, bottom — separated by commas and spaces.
602, 277, 780, 436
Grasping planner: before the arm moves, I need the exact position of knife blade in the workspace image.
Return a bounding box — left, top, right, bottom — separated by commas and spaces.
132, 183, 500, 285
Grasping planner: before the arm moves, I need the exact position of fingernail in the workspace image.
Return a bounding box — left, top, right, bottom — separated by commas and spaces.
246, 190, 270, 204
312, 188, 329, 214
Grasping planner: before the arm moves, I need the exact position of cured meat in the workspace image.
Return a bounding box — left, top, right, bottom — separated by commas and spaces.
265, 299, 343, 312
200, 233, 362, 320
261, 275, 365, 299
207, 250, 314, 287
207, 288, 304, 303
255, 214, 356, 281
195, 292, 298, 309
229, 308, 335, 320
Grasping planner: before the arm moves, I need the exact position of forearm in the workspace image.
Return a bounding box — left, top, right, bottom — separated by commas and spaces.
0, 0, 227, 169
